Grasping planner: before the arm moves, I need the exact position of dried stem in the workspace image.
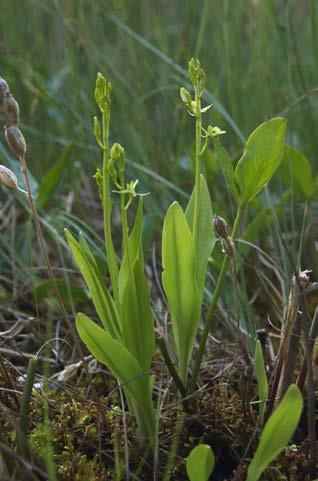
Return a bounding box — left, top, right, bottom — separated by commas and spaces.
19, 157, 109, 430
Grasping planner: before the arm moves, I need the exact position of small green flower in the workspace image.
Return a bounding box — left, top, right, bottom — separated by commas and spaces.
206, 125, 226, 137
113, 179, 149, 210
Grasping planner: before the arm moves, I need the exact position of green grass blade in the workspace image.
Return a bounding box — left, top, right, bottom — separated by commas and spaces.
108, 14, 245, 143
254, 340, 268, 421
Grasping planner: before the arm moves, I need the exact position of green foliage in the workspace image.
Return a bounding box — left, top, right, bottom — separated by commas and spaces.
247, 384, 303, 481
162, 201, 201, 384
185, 174, 216, 292
186, 444, 215, 481
76, 313, 156, 447
235, 118, 287, 206
280, 144, 315, 199
121, 257, 154, 371
65, 229, 121, 339
67, 73, 156, 446
213, 138, 240, 204
254, 340, 268, 421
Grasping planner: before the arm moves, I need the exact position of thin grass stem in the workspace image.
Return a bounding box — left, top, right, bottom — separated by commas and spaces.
189, 205, 243, 392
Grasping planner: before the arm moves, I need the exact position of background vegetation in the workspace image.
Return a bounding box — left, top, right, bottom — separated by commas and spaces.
0, 2, 317, 478
1, 0, 317, 329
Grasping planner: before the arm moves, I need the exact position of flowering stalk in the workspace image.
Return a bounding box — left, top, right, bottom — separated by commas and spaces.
94, 74, 120, 306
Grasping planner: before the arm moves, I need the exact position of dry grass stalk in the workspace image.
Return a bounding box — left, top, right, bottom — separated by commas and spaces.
0, 75, 109, 434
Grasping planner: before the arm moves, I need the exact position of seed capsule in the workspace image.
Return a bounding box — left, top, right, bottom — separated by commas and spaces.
0, 78, 10, 107
3, 93, 20, 125
4, 124, 26, 158
0, 165, 18, 189
213, 214, 229, 239
221, 236, 235, 257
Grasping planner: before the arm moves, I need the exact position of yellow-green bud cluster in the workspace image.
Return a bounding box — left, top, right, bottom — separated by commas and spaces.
188, 58, 206, 96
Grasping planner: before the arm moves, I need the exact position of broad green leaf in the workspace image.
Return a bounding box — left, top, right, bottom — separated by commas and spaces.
121, 258, 154, 371
186, 444, 215, 481
76, 313, 156, 445
235, 117, 287, 206
37, 144, 73, 208
162, 201, 201, 384
117, 198, 154, 370
247, 384, 303, 481
279, 144, 314, 199
65, 229, 121, 339
255, 340, 268, 421
213, 139, 240, 204
185, 174, 216, 293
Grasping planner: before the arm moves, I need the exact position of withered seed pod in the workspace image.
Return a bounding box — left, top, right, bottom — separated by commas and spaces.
4, 124, 26, 158
0, 77, 10, 109
213, 214, 229, 239
0, 164, 19, 189
221, 236, 235, 257
3, 93, 20, 125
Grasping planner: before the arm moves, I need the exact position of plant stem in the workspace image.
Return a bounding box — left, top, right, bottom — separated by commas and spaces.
297, 310, 318, 390
157, 337, 187, 399
192, 90, 202, 246
102, 110, 119, 306
119, 174, 142, 363
189, 205, 244, 392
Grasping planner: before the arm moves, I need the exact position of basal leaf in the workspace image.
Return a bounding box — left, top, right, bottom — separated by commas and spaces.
247, 384, 303, 481
235, 117, 287, 206
76, 313, 156, 445
279, 144, 314, 199
185, 174, 216, 293
162, 201, 201, 384
65, 229, 121, 339
121, 258, 154, 371
186, 444, 215, 481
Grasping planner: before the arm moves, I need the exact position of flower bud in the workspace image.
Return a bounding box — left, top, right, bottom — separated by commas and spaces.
95, 72, 111, 112
188, 58, 206, 95
3, 93, 20, 125
213, 214, 228, 239
93, 116, 103, 147
0, 165, 18, 189
0, 78, 10, 108
110, 142, 125, 173
4, 124, 26, 158
180, 87, 192, 110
